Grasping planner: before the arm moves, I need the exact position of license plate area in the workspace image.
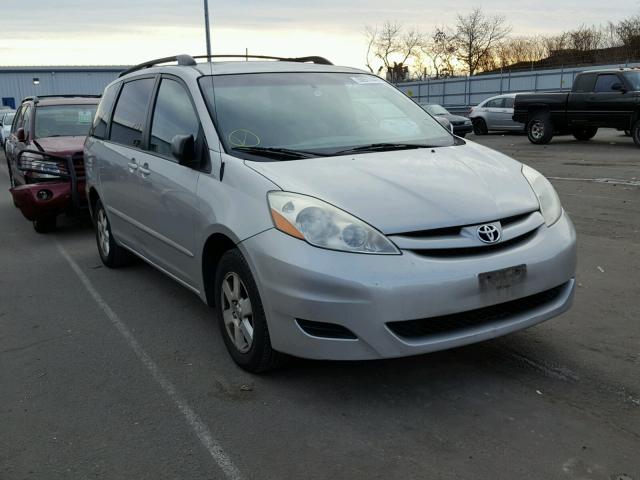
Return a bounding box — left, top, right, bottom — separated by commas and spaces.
479, 264, 527, 290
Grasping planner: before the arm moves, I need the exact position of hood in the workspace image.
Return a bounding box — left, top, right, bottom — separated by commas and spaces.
246, 141, 540, 234
32, 136, 86, 156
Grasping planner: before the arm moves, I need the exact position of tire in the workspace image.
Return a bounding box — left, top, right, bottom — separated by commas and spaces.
472, 118, 488, 135
94, 198, 134, 268
632, 120, 640, 148
214, 249, 286, 373
33, 216, 57, 233
572, 126, 598, 141
526, 112, 554, 145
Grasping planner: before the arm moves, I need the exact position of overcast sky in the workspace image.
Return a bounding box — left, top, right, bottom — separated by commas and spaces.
0, 0, 637, 68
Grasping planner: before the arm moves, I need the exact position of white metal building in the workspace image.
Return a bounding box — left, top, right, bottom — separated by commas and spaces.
0, 66, 126, 109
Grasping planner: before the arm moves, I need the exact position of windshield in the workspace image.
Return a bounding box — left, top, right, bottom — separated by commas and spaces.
422, 104, 449, 115
623, 71, 640, 90
199, 72, 455, 160
34, 104, 97, 138
2, 112, 15, 126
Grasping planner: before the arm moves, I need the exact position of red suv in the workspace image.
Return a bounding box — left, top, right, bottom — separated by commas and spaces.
5, 95, 99, 232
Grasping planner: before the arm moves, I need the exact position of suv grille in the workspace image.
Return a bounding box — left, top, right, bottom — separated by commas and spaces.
386, 283, 566, 340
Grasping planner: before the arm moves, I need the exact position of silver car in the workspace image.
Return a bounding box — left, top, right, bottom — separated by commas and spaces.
0, 110, 15, 148
84, 55, 576, 372
469, 93, 523, 134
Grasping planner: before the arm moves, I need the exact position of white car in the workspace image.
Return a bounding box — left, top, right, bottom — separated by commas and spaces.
0, 110, 15, 147
469, 94, 523, 134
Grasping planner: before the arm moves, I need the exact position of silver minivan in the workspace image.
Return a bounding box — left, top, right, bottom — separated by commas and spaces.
84, 55, 576, 372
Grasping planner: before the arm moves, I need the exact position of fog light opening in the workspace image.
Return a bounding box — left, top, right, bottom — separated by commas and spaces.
37, 189, 52, 201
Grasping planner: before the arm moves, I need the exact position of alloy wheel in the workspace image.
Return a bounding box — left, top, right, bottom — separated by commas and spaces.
530, 120, 544, 140
220, 272, 254, 353
97, 208, 110, 257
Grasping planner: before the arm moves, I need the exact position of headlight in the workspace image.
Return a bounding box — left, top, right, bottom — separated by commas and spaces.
522, 164, 562, 226
18, 152, 63, 178
268, 191, 400, 254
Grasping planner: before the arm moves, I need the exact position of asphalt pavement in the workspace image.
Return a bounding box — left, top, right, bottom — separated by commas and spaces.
1, 130, 639, 480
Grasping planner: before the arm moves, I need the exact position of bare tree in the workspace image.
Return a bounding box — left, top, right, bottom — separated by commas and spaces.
567, 25, 603, 51
453, 8, 511, 75
363, 21, 425, 79
497, 36, 547, 67
422, 28, 457, 77
615, 15, 640, 47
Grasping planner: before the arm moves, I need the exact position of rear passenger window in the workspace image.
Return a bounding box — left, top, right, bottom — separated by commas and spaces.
594, 74, 622, 92
485, 98, 503, 108
110, 78, 155, 148
149, 78, 200, 160
503, 97, 514, 108
92, 83, 120, 140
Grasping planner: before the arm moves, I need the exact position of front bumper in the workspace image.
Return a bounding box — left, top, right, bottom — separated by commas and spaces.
10, 181, 86, 221
453, 124, 473, 135
240, 212, 577, 360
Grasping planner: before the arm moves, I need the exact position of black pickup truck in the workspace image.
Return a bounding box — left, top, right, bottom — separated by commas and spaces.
513, 68, 640, 147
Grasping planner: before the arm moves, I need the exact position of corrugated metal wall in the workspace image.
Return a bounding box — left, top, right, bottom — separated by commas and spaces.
0, 67, 124, 109
396, 62, 640, 110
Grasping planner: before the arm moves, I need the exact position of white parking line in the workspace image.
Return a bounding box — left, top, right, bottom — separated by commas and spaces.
55, 241, 244, 480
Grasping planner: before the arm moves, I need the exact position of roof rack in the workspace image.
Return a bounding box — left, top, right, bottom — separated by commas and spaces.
119, 53, 333, 77
21, 94, 102, 104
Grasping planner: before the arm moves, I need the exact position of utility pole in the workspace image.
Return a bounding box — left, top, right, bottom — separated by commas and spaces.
204, 0, 212, 58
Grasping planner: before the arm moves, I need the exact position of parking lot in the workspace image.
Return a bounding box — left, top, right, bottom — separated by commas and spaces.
1, 129, 638, 479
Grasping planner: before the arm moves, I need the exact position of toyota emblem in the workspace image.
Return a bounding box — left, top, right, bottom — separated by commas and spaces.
477, 224, 501, 244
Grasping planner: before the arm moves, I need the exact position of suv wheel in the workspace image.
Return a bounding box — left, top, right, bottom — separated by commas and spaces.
572, 126, 598, 141
472, 118, 488, 135
632, 120, 640, 148
214, 249, 286, 373
527, 113, 554, 145
33, 216, 57, 234
94, 199, 134, 268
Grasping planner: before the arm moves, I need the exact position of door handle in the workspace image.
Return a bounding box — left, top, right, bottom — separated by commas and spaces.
139, 162, 151, 177
127, 158, 138, 172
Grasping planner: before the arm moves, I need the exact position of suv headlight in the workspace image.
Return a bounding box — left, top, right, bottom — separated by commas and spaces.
18, 152, 63, 178
268, 191, 400, 254
522, 164, 562, 226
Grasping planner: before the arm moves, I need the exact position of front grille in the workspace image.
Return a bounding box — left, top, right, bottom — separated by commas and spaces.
413, 229, 537, 258
386, 283, 566, 340
296, 319, 357, 340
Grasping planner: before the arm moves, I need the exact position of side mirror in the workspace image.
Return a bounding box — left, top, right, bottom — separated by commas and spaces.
16, 127, 26, 142
611, 83, 627, 93
171, 134, 196, 166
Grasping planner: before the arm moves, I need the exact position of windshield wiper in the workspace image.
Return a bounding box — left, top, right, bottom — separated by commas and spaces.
232, 146, 325, 160
333, 143, 436, 155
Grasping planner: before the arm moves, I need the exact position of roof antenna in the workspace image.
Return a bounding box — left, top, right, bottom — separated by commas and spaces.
203, 0, 212, 60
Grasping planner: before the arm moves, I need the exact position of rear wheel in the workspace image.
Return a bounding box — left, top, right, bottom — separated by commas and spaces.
33, 216, 57, 234
472, 118, 488, 135
94, 199, 134, 268
572, 126, 598, 141
214, 249, 286, 373
526, 112, 554, 145
632, 120, 640, 148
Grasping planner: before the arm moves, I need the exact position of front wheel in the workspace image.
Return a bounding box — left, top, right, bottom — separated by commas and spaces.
472, 118, 488, 135
526, 113, 554, 145
632, 120, 640, 148
572, 126, 598, 141
94, 199, 134, 268
214, 249, 286, 373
